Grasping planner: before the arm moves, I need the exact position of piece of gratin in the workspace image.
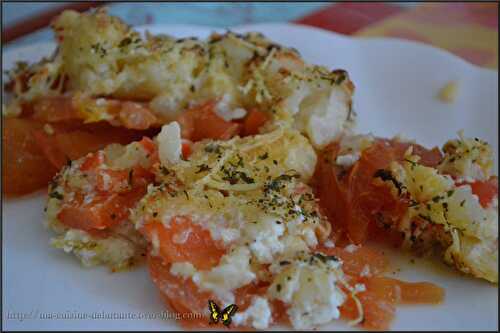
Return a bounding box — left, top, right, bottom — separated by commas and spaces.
131, 125, 357, 329
5, 8, 355, 147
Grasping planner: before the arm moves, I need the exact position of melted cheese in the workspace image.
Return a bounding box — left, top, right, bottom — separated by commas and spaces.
438, 131, 493, 181
45, 138, 153, 270
8, 9, 355, 148
131, 128, 342, 328
383, 147, 498, 283
232, 296, 272, 329
267, 252, 346, 329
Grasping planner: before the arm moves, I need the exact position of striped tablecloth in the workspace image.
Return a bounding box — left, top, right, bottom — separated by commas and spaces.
296, 3, 498, 69
3, 3, 498, 69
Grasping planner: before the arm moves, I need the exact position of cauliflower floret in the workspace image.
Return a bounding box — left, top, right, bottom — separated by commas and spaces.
382, 142, 498, 283
391, 157, 455, 203
297, 86, 354, 147
156, 121, 182, 166
267, 252, 346, 329
438, 131, 493, 181
51, 229, 140, 270
283, 134, 318, 181
411, 186, 498, 283
103, 141, 152, 170
445, 227, 498, 283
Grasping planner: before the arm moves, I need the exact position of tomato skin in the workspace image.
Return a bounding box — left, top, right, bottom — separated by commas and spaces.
57, 149, 154, 232
242, 109, 269, 136
33, 129, 69, 170
31, 96, 159, 130
58, 195, 125, 231
388, 140, 443, 168
2, 118, 58, 196
118, 102, 158, 130
56, 181, 152, 238
148, 253, 214, 325
4, 117, 155, 195
32, 96, 80, 122
177, 100, 241, 142
148, 254, 286, 329
141, 217, 226, 271
318, 244, 390, 277
314, 138, 442, 245
95, 169, 131, 193
35, 127, 148, 171
80, 151, 105, 172
458, 177, 498, 208
138, 137, 156, 155
181, 141, 192, 159
57, 188, 146, 231
313, 143, 350, 242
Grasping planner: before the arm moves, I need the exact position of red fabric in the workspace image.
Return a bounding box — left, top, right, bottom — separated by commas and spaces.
3, 3, 103, 43
295, 3, 404, 35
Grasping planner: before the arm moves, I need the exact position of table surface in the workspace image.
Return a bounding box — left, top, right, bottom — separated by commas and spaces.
2, 2, 498, 69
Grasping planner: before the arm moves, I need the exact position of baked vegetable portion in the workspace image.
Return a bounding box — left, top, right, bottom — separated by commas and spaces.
4, 8, 356, 196
314, 132, 498, 283
5, 8, 355, 147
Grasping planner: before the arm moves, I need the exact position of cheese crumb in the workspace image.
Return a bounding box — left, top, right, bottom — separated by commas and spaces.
157, 121, 182, 165
171, 247, 256, 305
437, 80, 459, 103
43, 123, 55, 135
150, 230, 160, 256
336, 153, 360, 167
215, 94, 247, 121
344, 244, 358, 253
232, 296, 272, 329
323, 240, 335, 248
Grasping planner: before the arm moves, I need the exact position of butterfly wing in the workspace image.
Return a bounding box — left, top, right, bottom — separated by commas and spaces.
208, 300, 221, 323
221, 304, 238, 326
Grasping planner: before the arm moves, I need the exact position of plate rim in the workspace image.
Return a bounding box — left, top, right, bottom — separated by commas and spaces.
2, 21, 498, 332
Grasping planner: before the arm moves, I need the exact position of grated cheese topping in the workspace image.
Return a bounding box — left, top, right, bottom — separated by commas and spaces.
131, 128, 356, 329
5, 8, 355, 148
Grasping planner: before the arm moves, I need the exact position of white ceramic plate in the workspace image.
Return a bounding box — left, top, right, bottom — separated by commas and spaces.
3, 23, 498, 331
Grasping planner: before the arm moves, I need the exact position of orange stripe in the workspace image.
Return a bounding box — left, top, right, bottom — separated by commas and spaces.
295, 3, 403, 35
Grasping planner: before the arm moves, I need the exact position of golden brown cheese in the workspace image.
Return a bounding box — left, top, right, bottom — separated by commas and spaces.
8, 8, 355, 147
131, 127, 353, 329
45, 141, 153, 270
387, 140, 498, 283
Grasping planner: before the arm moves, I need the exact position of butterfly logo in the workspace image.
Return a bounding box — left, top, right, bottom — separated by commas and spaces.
208, 300, 238, 327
